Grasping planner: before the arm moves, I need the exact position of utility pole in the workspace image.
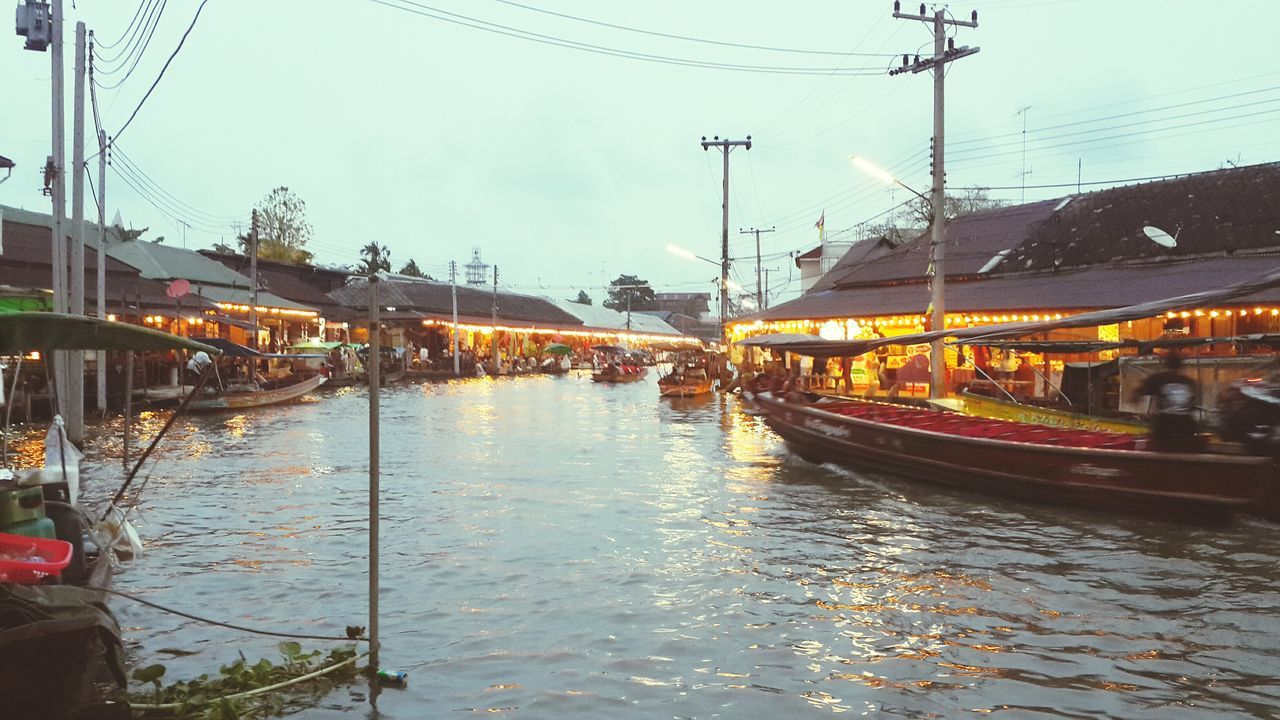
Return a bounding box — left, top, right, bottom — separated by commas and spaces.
890, 1, 979, 399
66, 20, 86, 442
89, 30, 107, 413
762, 267, 778, 310
490, 265, 499, 375
48, 0, 68, 427
739, 226, 774, 307
449, 260, 460, 376
700, 135, 752, 343
249, 209, 259, 351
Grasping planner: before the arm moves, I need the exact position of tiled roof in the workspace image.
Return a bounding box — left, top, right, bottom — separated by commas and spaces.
328, 276, 585, 327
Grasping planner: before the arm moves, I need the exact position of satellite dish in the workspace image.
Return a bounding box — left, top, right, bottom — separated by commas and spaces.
1143, 225, 1177, 248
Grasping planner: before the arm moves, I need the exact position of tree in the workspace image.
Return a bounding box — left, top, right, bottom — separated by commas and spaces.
240, 186, 314, 264
899, 187, 1006, 227
399, 258, 426, 278
211, 241, 237, 254
571, 289, 592, 305
358, 242, 391, 275
603, 275, 656, 311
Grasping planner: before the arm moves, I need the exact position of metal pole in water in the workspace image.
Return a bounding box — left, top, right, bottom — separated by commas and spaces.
368, 274, 381, 693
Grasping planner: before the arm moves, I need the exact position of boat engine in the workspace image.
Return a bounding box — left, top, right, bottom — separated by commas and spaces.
1218, 378, 1280, 454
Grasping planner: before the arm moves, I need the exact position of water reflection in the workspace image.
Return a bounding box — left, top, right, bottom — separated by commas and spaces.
4, 373, 1276, 717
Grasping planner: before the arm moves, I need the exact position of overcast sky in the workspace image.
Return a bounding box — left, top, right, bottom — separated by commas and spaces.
3, 0, 1278, 309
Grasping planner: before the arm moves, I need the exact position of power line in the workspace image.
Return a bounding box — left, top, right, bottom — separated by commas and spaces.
488, 0, 895, 57
92, 0, 163, 64
110, 0, 210, 145
92, 0, 153, 50
367, 0, 890, 76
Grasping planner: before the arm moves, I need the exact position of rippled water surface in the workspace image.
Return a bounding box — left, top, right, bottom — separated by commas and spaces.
52, 373, 1280, 717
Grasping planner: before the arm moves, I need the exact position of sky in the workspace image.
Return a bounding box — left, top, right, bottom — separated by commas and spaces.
3, 0, 1279, 312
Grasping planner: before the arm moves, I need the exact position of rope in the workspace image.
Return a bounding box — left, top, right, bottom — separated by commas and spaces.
129, 651, 368, 713
87, 586, 368, 643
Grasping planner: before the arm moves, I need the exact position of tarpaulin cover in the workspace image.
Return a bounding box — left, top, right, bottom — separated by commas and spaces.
0, 312, 219, 354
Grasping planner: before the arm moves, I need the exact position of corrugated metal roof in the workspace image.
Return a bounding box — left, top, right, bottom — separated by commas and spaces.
329, 276, 584, 326
550, 298, 682, 335
753, 256, 1280, 321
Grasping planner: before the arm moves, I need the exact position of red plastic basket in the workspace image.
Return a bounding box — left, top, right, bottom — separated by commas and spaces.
0, 532, 73, 584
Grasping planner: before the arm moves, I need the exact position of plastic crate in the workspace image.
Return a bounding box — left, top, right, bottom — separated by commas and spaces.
0, 532, 73, 584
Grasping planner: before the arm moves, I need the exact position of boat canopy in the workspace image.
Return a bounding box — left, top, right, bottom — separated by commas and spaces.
192, 337, 324, 359
0, 312, 220, 354
289, 340, 344, 351
742, 265, 1280, 357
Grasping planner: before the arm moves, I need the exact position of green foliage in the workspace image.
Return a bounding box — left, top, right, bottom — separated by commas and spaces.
120, 643, 360, 719
572, 289, 592, 305
603, 275, 656, 311
358, 242, 391, 275
398, 258, 426, 278
239, 187, 315, 265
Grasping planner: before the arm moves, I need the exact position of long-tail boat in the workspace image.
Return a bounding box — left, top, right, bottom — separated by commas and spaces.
590, 345, 648, 384
743, 269, 1280, 522
189, 337, 327, 411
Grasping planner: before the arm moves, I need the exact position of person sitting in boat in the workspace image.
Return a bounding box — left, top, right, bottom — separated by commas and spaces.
1132, 351, 1204, 452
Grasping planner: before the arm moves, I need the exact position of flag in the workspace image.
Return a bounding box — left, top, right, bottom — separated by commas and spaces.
814, 211, 825, 242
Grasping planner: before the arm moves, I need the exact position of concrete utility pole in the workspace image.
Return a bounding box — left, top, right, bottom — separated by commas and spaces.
762, 267, 778, 310
249, 209, 259, 350
700, 135, 751, 342
89, 30, 107, 412
490, 265, 499, 375
739, 226, 774, 307
47, 0, 69, 426
890, 1, 979, 399
66, 20, 86, 442
449, 260, 460, 377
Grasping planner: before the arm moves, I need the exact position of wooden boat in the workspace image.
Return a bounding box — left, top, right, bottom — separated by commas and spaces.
593, 366, 648, 383
658, 376, 713, 397
755, 392, 1280, 522
1, 313, 215, 717
930, 391, 1148, 435
591, 345, 648, 383
656, 345, 714, 397
189, 373, 327, 411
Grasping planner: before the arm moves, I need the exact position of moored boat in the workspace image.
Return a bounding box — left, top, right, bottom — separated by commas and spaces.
755, 391, 1280, 523
930, 390, 1148, 435
188, 337, 327, 411
657, 346, 713, 397
591, 346, 648, 383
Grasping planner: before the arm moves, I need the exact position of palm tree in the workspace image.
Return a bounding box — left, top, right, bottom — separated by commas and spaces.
359, 242, 391, 275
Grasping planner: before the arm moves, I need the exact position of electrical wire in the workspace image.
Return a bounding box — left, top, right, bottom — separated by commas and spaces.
368, 0, 889, 76
488, 0, 894, 57
93, 0, 167, 89
111, 0, 210, 145
92, 0, 152, 50
92, 0, 163, 64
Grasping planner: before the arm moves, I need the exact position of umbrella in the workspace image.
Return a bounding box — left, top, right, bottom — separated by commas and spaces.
591, 345, 625, 353
542, 343, 574, 355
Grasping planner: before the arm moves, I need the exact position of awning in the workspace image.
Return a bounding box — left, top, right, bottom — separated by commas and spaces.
0, 312, 220, 354
743, 266, 1280, 357
190, 336, 323, 359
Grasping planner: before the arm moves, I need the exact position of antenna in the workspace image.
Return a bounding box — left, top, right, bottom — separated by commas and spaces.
1143, 225, 1178, 248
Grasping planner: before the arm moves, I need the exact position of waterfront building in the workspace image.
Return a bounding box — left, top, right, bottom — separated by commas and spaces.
730, 162, 1280, 403
328, 275, 687, 368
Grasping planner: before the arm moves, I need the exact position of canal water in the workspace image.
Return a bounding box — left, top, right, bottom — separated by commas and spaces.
59, 373, 1280, 717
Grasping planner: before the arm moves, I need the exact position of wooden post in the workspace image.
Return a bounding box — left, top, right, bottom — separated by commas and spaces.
367, 275, 381, 687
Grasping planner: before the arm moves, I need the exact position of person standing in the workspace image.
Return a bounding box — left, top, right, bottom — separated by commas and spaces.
1132, 351, 1203, 452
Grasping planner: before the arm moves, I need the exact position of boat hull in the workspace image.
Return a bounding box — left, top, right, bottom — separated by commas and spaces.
189, 374, 328, 411
659, 380, 712, 397
593, 369, 647, 383
756, 394, 1280, 522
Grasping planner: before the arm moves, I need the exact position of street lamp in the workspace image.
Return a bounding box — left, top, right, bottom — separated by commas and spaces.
851, 155, 928, 203
668, 244, 738, 343
851, 154, 948, 399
